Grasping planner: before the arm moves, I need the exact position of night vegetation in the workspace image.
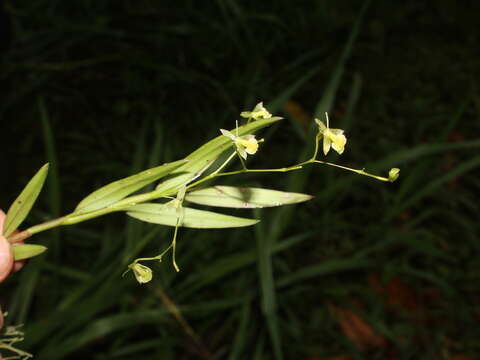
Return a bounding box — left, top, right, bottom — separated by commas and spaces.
1, 1, 479, 359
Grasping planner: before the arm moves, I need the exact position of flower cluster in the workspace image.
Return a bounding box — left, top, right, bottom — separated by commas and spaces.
126, 103, 399, 285
221, 102, 283, 160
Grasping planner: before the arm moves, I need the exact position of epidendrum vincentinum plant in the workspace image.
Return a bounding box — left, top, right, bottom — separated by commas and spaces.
3, 102, 399, 282
1, 102, 399, 358
4, 103, 400, 280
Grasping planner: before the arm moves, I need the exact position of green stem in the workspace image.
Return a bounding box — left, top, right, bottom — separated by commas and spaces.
7, 187, 176, 243
212, 151, 236, 175
313, 160, 390, 181
133, 243, 173, 263
310, 133, 321, 161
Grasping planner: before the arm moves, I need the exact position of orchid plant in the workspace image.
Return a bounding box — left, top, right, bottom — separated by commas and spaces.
2, 102, 399, 284
1, 102, 399, 358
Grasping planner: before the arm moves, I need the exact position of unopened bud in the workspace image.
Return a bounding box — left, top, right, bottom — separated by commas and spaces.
388, 168, 400, 182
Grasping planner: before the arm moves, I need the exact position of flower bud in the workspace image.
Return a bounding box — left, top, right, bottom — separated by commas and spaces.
130, 263, 153, 284
388, 168, 400, 182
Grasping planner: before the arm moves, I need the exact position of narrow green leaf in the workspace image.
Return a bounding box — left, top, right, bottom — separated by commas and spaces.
74, 159, 187, 213
12, 244, 48, 261
185, 186, 313, 208
127, 203, 258, 228
154, 117, 282, 196
4, 163, 49, 237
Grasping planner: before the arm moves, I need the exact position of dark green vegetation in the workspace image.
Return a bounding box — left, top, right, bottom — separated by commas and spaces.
1, 0, 480, 359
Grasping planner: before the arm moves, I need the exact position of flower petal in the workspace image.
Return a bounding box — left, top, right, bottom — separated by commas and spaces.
220, 129, 236, 140
323, 136, 332, 155
236, 145, 248, 159
331, 133, 347, 154
243, 139, 259, 155
220, 129, 237, 141
315, 118, 327, 132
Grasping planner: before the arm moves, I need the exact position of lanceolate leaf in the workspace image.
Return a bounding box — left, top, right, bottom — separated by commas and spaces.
12, 244, 48, 261
75, 159, 187, 213
127, 203, 259, 229
154, 117, 282, 196
4, 163, 49, 237
185, 186, 314, 208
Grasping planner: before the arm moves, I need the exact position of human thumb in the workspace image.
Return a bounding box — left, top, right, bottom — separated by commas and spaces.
0, 210, 14, 282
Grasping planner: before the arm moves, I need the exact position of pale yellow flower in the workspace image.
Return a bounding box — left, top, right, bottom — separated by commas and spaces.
220, 129, 259, 160
315, 113, 347, 155
240, 102, 272, 120
130, 263, 153, 284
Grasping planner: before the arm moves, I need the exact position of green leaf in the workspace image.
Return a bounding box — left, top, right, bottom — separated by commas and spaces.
154, 117, 282, 196
4, 163, 49, 237
75, 159, 187, 213
185, 186, 313, 208
12, 244, 48, 261
127, 203, 258, 228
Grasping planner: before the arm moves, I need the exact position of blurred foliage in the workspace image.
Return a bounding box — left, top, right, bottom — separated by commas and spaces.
1, 0, 480, 359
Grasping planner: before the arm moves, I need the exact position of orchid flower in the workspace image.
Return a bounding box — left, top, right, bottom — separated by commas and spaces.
220, 128, 259, 160
129, 263, 153, 284
240, 102, 272, 120
315, 113, 347, 155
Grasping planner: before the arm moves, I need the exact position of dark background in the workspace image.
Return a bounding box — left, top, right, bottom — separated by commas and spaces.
1, 1, 479, 359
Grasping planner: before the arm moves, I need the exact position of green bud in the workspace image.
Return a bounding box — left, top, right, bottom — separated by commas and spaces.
388, 168, 400, 182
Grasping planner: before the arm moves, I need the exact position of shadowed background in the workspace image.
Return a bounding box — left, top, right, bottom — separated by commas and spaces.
1, 0, 479, 359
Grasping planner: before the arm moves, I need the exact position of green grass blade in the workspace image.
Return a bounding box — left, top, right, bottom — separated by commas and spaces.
313, 0, 371, 118
268, 0, 370, 244
386, 155, 480, 221
7, 258, 42, 325
252, 4, 371, 357
177, 232, 315, 296
229, 299, 251, 360
39, 96, 61, 220
36, 311, 170, 360
254, 208, 283, 360
277, 258, 370, 288
39, 96, 62, 274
